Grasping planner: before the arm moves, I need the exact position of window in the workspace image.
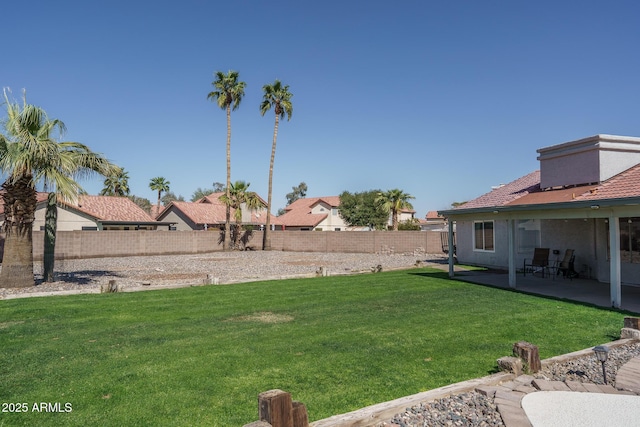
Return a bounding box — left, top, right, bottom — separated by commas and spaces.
332, 208, 338, 216
474, 221, 494, 251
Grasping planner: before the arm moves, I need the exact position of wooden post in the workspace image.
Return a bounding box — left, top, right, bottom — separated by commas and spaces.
101, 280, 119, 293
513, 341, 541, 373
259, 389, 293, 427
292, 401, 309, 427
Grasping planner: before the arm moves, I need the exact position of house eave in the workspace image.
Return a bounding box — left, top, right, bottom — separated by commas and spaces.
439, 196, 640, 218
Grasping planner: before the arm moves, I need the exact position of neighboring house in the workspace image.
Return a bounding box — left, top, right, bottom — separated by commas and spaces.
156, 192, 282, 231
439, 134, 640, 308
9, 195, 174, 231
420, 211, 447, 231
396, 208, 417, 225
278, 196, 360, 231
278, 196, 418, 231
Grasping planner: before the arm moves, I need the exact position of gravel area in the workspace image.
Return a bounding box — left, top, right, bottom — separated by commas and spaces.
0, 251, 434, 299
381, 342, 640, 427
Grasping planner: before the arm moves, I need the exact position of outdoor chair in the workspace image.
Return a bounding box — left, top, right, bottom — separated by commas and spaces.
556, 249, 578, 280
523, 248, 550, 278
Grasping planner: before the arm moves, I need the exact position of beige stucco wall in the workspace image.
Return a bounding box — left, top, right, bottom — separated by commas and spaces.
0, 230, 445, 261
33, 207, 96, 231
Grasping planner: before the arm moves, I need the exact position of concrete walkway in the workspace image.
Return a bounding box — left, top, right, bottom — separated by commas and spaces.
448, 268, 640, 314
476, 356, 640, 427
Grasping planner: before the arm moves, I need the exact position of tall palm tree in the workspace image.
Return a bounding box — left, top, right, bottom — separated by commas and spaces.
0, 89, 118, 287
376, 189, 415, 231
100, 168, 129, 196
149, 176, 170, 210
207, 70, 246, 251
260, 80, 293, 250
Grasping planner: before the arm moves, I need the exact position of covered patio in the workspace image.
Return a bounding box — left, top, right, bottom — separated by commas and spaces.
451, 268, 640, 314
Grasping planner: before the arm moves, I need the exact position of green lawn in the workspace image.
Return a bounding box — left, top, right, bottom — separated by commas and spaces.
0, 268, 627, 426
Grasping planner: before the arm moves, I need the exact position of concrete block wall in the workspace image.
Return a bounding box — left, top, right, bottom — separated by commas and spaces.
0, 230, 444, 261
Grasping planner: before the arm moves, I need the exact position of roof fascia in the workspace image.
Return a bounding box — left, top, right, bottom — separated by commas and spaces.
439, 196, 640, 219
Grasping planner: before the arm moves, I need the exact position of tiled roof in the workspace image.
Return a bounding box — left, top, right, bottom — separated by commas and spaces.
425, 211, 445, 220
575, 163, 640, 201
278, 196, 340, 227
65, 195, 155, 222
455, 171, 541, 210
160, 200, 281, 226
452, 163, 640, 212
198, 192, 225, 205
166, 201, 227, 225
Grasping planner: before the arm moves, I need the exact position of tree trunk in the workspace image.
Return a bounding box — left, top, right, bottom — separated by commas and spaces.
263, 115, 280, 250
43, 193, 57, 282
0, 176, 37, 288
224, 104, 232, 251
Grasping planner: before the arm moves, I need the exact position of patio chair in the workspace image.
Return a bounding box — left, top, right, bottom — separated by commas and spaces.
556, 249, 578, 280
523, 248, 550, 278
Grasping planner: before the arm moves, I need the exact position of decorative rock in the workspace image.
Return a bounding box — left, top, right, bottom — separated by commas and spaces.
497, 356, 523, 376
621, 327, 640, 339
624, 317, 640, 330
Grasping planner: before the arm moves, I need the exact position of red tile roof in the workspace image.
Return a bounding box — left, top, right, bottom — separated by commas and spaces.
575, 163, 640, 201
278, 196, 339, 227
159, 200, 281, 226
425, 211, 445, 220
65, 195, 155, 222
455, 171, 541, 210
452, 163, 640, 211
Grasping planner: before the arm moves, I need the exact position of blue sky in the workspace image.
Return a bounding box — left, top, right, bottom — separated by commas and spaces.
3, 1, 640, 216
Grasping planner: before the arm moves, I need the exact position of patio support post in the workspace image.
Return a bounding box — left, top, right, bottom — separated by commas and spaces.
609, 215, 622, 308
448, 220, 455, 278
508, 219, 516, 288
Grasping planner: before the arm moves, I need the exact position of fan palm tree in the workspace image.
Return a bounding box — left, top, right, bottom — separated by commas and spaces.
376, 189, 415, 231
207, 70, 246, 251
219, 180, 262, 226
149, 176, 170, 210
0, 89, 119, 287
260, 80, 293, 250
100, 168, 129, 196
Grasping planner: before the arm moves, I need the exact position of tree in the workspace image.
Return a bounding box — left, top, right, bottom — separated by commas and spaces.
161, 191, 184, 206
286, 182, 307, 205
191, 187, 214, 202
398, 218, 421, 231
149, 176, 170, 209
0, 89, 118, 287
376, 189, 415, 231
338, 190, 388, 230
100, 168, 129, 196
128, 195, 152, 214
219, 180, 262, 226
260, 80, 293, 250
212, 182, 225, 192
208, 70, 246, 251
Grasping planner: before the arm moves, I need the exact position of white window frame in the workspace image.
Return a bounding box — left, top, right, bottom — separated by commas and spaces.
473, 220, 495, 252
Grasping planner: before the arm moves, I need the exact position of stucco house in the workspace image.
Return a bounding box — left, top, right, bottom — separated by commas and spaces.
0, 194, 172, 231
156, 192, 281, 231
439, 134, 640, 308
277, 196, 349, 231
278, 196, 418, 231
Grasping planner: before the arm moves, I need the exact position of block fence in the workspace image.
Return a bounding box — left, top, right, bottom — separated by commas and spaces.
0, 230, 445, 261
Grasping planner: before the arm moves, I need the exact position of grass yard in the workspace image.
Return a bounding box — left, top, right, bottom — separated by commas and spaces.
0, 268, 627, 426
